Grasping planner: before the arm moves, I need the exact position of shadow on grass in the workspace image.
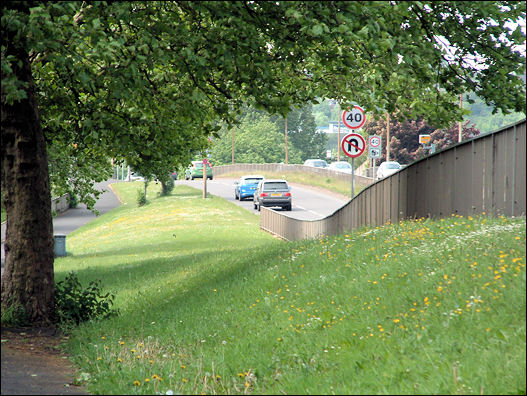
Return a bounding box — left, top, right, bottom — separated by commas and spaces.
57, 237, 288, 326
55, 233, 286, 290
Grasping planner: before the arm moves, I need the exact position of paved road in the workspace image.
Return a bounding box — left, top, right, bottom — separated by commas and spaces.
177, 178, 349, 220
1, 179, 121, 277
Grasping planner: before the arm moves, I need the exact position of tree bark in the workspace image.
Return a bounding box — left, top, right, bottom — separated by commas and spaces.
1, 19, 55, 325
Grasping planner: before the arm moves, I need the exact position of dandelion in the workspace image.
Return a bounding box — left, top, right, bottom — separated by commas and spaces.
119, 341, 125, 346
182, 378, 188, 383
97, 356, 102, 361
393, 319, 400, 323
144, 378, 150, 383
133, 380, 141, 386
131, 349, 136, 354
152, 374, 162, 381
180, 365, 186, 369
117, 358, 122, 363
245, 382, 251, 387
101, 336, 106, 340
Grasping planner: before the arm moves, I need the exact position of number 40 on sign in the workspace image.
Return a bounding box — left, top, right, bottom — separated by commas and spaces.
342, 105, 366, 130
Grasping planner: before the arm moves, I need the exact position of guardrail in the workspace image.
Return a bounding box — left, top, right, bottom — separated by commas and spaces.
212, 163, 374, 186
260, 119, 526, 241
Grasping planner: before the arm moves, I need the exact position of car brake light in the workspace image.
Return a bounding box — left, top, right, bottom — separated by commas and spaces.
260, 193, 269, 197
284, 192, 291, 197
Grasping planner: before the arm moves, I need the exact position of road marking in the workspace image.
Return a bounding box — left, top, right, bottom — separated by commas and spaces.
295, 205, 324, 217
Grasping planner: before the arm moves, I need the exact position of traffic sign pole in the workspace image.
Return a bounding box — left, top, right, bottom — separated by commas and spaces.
341, 132, 366, 199
351, 157, 355, 198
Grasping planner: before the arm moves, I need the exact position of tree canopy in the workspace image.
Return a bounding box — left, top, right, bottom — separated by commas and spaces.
1, 1, 525, 325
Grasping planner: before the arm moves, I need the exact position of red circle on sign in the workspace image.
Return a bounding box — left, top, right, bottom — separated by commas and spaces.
342, 105, 366, 129
369, 136, 381, 148
341, 133, 366, 158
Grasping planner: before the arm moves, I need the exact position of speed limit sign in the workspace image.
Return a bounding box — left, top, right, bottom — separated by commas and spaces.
342, 105, 366, 129
369, 135, 381, 148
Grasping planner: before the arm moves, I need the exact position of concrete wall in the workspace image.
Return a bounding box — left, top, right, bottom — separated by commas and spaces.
51, 194, 70, 214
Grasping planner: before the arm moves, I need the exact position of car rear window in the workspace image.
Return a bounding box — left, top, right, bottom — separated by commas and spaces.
263, 182, 289, 190
243, 178, 263, 184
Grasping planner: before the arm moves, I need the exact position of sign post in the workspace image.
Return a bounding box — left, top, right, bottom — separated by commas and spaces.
368, 135, 382, 181
341, 132, 366, 198
202, 158, 212, 198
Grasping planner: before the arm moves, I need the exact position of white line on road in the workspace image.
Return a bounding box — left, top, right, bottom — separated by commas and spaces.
295, 205, 324, 217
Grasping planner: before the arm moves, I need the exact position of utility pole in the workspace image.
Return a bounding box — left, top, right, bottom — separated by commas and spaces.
458, 94, 463, 143
386, 113, 390, 162
285, 116, 289, 165
337, 102, 341, 161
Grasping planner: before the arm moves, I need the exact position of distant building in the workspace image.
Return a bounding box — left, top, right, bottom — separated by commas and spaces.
316, 122, 352, 134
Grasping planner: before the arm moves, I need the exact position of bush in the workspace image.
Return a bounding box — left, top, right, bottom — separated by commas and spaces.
54, 272, 118, 325
68, 193, 78, 208
159, 175, 175, 196
1, 300, 30, 327
136, 188, 147, 206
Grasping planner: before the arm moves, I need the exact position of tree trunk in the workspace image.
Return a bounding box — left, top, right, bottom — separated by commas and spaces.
1, 20, 55, 325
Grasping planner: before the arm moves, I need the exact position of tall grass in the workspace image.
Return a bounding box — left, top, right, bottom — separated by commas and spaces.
55, 182, 526, 395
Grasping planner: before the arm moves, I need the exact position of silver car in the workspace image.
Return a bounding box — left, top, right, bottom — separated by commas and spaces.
253, 179, 292, 211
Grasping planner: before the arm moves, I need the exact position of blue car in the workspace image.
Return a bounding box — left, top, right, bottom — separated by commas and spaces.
234, 175, 265, 201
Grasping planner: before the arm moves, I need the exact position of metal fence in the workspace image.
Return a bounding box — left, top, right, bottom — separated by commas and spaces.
260, 119, 526, 241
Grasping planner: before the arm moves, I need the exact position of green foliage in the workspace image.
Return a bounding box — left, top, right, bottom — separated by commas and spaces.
210, 112, 303, 164
1, 300, 30, 327
159, 175, 175, 196
54, 272, 117, 325
136, 188, 148, 207
67, 193, 78, 209
3, 1, 526, 205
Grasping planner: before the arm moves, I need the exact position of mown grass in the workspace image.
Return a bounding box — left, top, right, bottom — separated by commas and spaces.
55, 181, 526, 395
216, 170, 366, 198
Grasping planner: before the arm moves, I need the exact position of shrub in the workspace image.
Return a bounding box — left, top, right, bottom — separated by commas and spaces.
54, 272, 118, 325
159, 175, 175, 196
67, 193, 78, 208
136, 188, 147, 206
1, 300, 30, 327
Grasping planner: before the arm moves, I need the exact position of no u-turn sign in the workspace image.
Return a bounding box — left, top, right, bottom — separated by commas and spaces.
341, 133, 366, 158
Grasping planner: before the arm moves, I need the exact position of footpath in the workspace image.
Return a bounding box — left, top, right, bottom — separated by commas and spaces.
1, 179, 121, 395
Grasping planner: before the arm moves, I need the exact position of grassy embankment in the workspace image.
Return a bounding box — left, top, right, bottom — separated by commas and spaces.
55, 181, 526, 395
213, 170, 367, 198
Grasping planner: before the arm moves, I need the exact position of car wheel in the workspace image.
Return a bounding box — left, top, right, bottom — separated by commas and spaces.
235, 192, 239, 200
209, 176, 213, 180
286, 204, 292, 211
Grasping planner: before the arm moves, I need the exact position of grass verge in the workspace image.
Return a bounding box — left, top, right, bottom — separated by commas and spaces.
55, 181, 526, 395
215, 170, 366, 198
